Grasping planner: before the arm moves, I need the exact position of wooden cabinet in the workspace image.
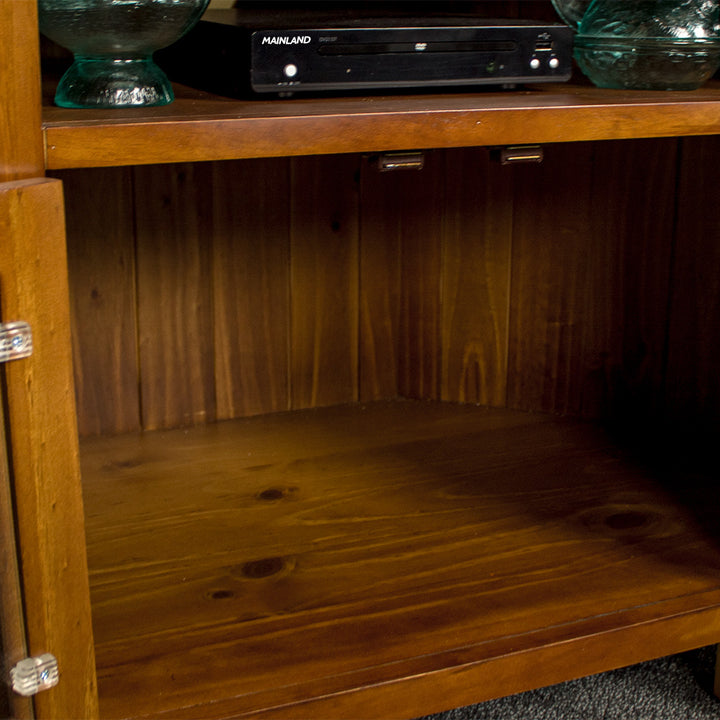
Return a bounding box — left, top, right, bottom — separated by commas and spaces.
4, 2, 720, 719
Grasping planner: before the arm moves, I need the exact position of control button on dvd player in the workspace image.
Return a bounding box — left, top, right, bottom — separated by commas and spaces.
530, 57, 541, 70
283, 63, 298, 78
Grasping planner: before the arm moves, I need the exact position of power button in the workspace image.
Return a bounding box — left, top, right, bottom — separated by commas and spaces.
283, 63, 298, 78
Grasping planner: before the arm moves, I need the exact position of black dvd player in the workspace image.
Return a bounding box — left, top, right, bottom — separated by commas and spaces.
161, 9, 573, 97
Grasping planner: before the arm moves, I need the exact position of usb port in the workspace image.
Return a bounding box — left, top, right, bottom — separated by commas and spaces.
535, 35, 553, 52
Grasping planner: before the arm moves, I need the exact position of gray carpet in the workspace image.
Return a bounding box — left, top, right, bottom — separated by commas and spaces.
419, 646, 720, 720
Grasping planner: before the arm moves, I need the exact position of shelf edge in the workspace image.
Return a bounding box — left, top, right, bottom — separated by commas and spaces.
43, 98, 720, 169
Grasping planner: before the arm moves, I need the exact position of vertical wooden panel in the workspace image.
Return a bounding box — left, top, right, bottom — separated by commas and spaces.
0, 178, 98, 720
507, 143, 595, 415
213, 158, 290, 418
0, 1, 44, 181
666, 136, 720, 427
57, 167, 140, 436
397, 151, 445, 400
290, 155, 360, 409
0, 2, 47, 708
441, 147, 513, 407
587, 138, 676, 423
507, 140, 676, 419
135, 163, 216, 430
358, 157, 403, 401
0, 392, 32, 720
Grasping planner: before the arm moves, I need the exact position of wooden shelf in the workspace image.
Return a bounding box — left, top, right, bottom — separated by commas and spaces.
43, 81, 720, 169
80, 401, 720, 720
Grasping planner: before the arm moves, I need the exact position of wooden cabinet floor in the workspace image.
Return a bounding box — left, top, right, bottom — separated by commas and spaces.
79, 401, 720, 720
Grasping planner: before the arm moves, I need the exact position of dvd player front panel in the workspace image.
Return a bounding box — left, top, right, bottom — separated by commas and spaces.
251, 24, 573, 92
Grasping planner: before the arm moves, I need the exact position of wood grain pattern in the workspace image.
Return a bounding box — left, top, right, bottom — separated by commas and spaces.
0, 178, 98, 719
212, 158, 291, 418
357, 157, 409, 401
61, 140, 681, 433
507, 142, 596, 414
289, 155, 360, 409
440, 147, 513, 406
42, 83, 720, 170
0, 0, 44, 180
0, 385, 32, 720
507, 140, 676, 418
134, 163, 216, 430
80, 401, 720, 720
56, 167, 141, 435
583, 138, 677, 422
396, 151, 445, 400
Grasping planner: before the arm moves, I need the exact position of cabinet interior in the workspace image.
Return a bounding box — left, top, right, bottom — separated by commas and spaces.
50, 137, 720, 719
56, 139, 720, 436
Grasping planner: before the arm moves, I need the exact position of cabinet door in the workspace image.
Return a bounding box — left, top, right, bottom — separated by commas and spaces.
0, 178, 98, 720
1, 394, 32, 719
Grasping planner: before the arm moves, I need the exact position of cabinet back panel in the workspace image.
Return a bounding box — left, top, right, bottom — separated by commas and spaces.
62, 167, 140, 436
134, 163, 217, 430
57, 138, 706, 436
290, 155, 360, 409
441, 147, 513, 407
212, 158, 291, 419
666, 135, 720, 429
508, 139, 677, 419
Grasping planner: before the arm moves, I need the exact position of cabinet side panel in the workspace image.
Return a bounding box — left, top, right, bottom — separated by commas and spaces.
290, 155, 360, 409
135, 163, 216, 430
0, 386, 32, 719
0, 2, 44, 181
213, 159, 291, 418
666, 135, 720, 427
0, 178, 98, 719
507, 140, 675, 418
441, 147, 512, 407
56, 167, 141, 436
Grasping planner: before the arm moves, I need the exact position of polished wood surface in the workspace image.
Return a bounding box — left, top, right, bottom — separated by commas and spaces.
0, 178, 98, 719
81, 400, 720, 720
3, 0, 718, 717
43, 82, 720, 170
0, 0, 44, 180
0, 2, 41, 711
0, 390, 32, 720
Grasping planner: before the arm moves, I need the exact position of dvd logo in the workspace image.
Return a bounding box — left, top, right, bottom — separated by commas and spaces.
262, 35, 312, 45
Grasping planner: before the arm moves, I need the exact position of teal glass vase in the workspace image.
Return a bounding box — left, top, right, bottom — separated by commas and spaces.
550, 0, 592, 31
38, 0, 210, 108
552, 0, 720, 90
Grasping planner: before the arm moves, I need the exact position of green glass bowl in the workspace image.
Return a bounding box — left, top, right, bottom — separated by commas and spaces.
551, 0, 592, 30
578, 0, 720, 40
38, 0, 210, 108
574, 36, 720, 90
